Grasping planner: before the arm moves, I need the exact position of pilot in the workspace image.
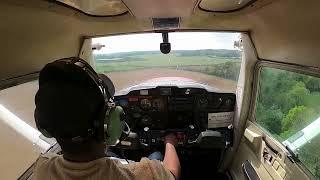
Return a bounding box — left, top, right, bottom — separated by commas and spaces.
33, 57, 180, 180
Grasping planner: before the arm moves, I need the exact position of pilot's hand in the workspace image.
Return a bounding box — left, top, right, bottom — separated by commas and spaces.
164, 133, 178, 147
163, 133, 181, 179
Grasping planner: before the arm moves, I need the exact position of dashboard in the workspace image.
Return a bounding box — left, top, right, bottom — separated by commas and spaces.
114, 86, 235, 148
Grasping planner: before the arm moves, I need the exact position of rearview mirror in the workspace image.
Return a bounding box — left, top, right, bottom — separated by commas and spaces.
160, 42, 171, 54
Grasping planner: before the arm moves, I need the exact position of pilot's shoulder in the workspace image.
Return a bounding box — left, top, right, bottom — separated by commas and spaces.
33, 153, 61, 177
36, 152, 59, 163
40, 152, 60, 159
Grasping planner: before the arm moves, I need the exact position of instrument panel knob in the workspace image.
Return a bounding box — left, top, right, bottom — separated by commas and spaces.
144, 127, 149, 132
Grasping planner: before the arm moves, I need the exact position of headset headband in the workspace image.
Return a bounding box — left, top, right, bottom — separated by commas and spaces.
60, 57, 112, 102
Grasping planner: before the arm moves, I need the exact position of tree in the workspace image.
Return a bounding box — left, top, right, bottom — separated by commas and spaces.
256, 103, 283, 135
288, 82, 310, 105
280, 106, 316, 139
209, 61, 241, 81
306, 78, 320, 92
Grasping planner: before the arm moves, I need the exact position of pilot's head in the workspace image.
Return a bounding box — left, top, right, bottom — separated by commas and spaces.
34, 57, 114, 159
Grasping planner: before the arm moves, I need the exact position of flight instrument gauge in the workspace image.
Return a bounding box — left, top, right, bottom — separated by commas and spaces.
197, 96, 209, 109
141, 115, 152, 126
140, 99, 152, 110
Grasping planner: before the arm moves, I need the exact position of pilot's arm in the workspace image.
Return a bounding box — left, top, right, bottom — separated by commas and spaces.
163, 134, 181, 180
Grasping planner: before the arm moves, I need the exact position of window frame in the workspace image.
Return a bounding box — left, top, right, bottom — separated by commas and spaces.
0, 72, 39, 91
249, 60, 320, 178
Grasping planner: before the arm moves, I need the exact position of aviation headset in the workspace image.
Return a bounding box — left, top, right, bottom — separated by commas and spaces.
35, 57, 127, 145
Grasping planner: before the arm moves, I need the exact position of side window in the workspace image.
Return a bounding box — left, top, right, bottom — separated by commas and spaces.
255, 67, 320, 178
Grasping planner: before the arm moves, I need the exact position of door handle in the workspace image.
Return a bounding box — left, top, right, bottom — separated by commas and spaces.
242, 160, 260, 180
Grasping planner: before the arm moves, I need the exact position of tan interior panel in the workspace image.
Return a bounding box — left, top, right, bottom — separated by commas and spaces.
244, 128, 262, 152
230, 121, 313, 180
0, 0, 150, 80
122, 0, 198, 18
0, 120, 40, 179
56, 0, 127, 16
247, 0, 320, 68
199, 0, 255, 12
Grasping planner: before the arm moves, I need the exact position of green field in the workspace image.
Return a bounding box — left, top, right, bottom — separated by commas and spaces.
96, 54, 238, 72
95, 50, 241, 81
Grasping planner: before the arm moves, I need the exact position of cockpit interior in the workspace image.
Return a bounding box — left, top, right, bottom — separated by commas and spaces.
1, 0, 320, 179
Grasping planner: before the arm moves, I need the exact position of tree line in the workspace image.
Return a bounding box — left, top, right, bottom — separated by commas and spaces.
94, 49, 241, 60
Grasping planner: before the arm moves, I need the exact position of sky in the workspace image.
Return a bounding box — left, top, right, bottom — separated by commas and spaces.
92, 32, 240, 54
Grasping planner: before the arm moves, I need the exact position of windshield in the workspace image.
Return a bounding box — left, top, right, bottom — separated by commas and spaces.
92, 32, 241, 93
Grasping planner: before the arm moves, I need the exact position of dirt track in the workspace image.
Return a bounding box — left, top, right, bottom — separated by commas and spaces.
0, 68, 236, 179
106, 68, 237, 93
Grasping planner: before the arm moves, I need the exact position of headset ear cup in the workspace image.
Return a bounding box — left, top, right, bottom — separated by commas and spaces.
104, 108, 111, 144
92, 105, 108, 142
34, 108, 53, 138
39, 128, 53, 138
98, 74, 115, 98
105, 106, 125, 145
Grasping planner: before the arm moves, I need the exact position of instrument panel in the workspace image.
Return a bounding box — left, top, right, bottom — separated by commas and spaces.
114, 86, 235, 148
114, 86, 235, 132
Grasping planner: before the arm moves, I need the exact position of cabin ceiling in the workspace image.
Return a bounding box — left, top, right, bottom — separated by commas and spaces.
54, 0, 257, 17
56, 0, 128, 16
1, 0, 320, 80
199, 0, 256, 12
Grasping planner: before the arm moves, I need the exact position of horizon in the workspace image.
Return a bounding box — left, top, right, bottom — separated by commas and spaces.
92, 32, 240, 54
93, 48, 240, 55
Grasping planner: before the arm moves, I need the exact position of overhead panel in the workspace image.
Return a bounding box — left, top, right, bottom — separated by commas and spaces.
152, 18, 180, 30
199, 0, 256, 12
55, 0, 127, 16
122, 0, 198, 18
